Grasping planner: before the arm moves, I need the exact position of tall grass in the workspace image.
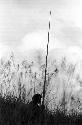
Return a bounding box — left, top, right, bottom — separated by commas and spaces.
0, 53, 82, 124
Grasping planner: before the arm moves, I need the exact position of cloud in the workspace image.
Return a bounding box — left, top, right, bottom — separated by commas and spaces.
0, 42, 12, 59
16, 30, 82, 64
0, 0, 82, 54
0, 0, 50, 47
56, 26, 82, 48
17, 30, 67, 53
62, 26, 82, 43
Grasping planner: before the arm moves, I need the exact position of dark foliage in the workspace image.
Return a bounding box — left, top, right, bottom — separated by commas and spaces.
0, 95, 82, 125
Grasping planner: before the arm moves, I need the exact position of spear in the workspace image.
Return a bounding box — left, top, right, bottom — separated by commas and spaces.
42, 11, 51, 105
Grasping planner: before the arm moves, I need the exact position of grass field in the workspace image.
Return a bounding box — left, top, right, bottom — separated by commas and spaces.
0, 54, 82, 125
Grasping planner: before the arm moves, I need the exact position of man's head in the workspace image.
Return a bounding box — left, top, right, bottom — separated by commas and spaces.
32, 94, 42, 105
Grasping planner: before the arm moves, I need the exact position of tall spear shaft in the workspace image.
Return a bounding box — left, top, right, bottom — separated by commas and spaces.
42, 11, 51, 105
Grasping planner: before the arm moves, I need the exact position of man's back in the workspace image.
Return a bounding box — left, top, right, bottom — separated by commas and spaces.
27, 94, 42, 125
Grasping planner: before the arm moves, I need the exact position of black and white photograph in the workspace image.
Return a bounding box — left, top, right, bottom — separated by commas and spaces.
0, 0, 82, 124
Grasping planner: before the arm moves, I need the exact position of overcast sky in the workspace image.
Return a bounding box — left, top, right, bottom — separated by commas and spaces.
0, 0, 82, 60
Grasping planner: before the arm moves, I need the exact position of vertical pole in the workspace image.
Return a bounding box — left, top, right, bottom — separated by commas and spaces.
34, 72, 36, 94
42, 11, 51, 105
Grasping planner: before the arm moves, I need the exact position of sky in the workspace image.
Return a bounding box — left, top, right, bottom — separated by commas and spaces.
1, 0, 82, 60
